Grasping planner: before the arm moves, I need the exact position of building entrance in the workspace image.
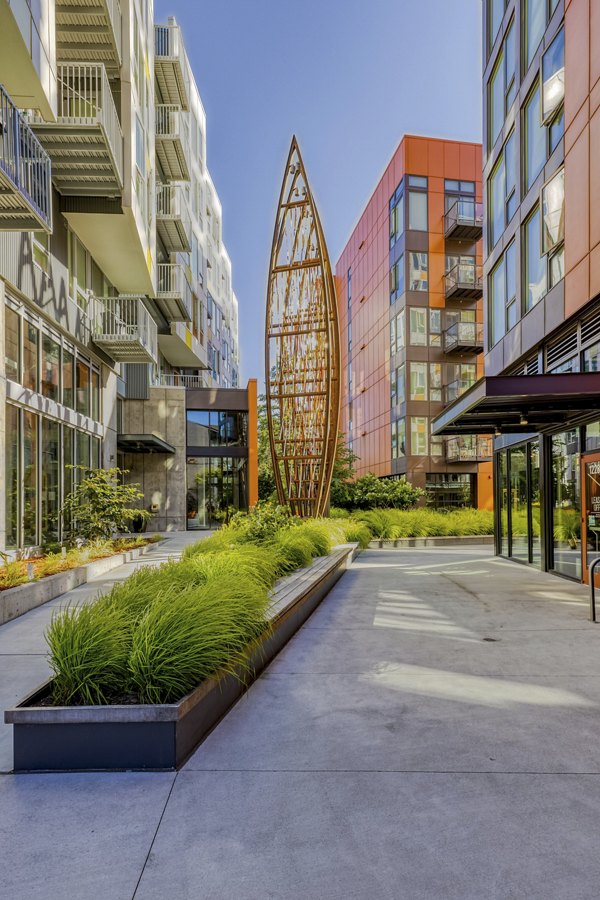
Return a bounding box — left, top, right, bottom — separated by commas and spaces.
582, 453, 600, 583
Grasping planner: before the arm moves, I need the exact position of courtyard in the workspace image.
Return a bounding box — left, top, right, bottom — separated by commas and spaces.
2, 545, 600, 899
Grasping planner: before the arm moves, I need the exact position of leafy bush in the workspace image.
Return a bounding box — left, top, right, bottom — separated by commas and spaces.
61, 467, 150, 542
329, 507, 350, 519
351, 474, 424, 510
228, 500, 296, 542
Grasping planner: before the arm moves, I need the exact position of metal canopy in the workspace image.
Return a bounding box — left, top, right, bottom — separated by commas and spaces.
431, 373, 600, 436
117, 433, 176, 454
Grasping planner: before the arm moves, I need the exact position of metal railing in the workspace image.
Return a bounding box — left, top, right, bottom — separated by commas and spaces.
157, 262, 193, 319
0, 84, 52, 228
444, 261, 483, 296
151, 372, 207, 389
444, 198, 483, 235
156, 104, 185, 139
445, 435, 493, 462
155, 22, 182, 59
443, 320, 484, 353
156, 183, 190, 228
53, 63, 123, 179
92, 295, 158, 360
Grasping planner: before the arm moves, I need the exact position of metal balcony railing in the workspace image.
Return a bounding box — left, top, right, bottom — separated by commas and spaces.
443, 320, 484, 353
56, 0, 122, 69
444, 378, 477, 405
154, 23, 189, 110
0, 85, 52, 231
91, 295, 158, 363
444, 198, 483, 239
444, 261, 483, 300
445, 436, 493, 463
28, 63, 123, 195
157, 262, 193, 321
151, 372, 207, 389
156, 183, 191, 252
155, 104, 190, 181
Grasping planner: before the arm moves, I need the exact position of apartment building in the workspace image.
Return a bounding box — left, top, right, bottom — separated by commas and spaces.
0, 2, 250, 550
434, 0, 600, 584
335, 135, 493, 509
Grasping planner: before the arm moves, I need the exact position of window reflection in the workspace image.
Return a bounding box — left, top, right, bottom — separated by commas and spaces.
186, 457, 248, 529
552, 430, 581, 580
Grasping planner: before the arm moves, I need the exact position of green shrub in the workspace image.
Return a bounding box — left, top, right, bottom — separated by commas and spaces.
228, 500, 296, 542
128, 576, 270, 704
351, 474, 424, 510
295, 523, 331, 557
329, 507, 350, 519
275, 530, 316, 572
350, 507, 494, 539
343, 522, 372, 549
47, 602, 131, 705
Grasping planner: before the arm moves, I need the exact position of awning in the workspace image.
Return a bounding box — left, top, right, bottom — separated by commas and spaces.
432, 373, 600, 436
117, 433, 176, 454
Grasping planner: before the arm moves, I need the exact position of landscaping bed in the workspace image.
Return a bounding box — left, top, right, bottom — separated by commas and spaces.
6, 545, 356, 771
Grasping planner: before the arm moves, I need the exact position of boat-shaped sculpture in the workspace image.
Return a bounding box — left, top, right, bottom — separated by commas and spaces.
265, 136, 340, 518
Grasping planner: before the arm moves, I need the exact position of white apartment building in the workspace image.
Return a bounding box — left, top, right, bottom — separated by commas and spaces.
0, 1, 240, 549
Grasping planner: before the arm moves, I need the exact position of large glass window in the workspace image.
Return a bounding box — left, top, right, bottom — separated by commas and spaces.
542, 26, 564, 123
23, 410, 38, 546
489, 155, 505, 248
489, 49, 505, 148
530, 442, 541, 566
390, 311, 405, 356
5, 403, 19, 549
76, 359, 90, 417
524, 0, 545, 69
23, 321, 38, 392
524, 84, 546, 190
389, 185, 404, 246
524, 206, 546, 310
552, 430, 581, 580
429, 363, 442, 402
490, 255, 506, 346
489, 0, 504, 50
409, 253, 428, 291
63, 349, 74, 410
41, 418, 60, 545
187, 410, 248, 447
391, 364, 405, 407
91, 369, 100, 421
390, 254, 405, 303
498, 451, 508, 555
186, 456, 248, 529
408, 191, 427, 231
505, 241, 518, 329
409, 308, 427, 346
542, 167, 564, 254
409, 362, 427, 401
5, 307, 19, 383
41, 334, 60, 401
391, 418, 406, 460
410, 416, 428, 456
77, 431, 90, 471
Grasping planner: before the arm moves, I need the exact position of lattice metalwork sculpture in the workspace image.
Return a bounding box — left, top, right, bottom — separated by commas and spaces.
265, 136, 340, 518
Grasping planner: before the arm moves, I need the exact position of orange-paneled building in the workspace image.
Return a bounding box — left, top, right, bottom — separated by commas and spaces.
335, 135, 493, 509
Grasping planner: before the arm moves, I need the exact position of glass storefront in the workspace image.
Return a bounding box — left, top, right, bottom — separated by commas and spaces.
496, 439, 541, 568
551, 431, 581, 580
186, 456, 248, 529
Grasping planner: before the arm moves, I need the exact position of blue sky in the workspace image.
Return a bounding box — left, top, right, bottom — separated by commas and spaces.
155, 0, 483, 385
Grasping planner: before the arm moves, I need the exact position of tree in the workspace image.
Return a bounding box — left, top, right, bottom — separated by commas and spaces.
61, 467, 151, 542
351, 473, 423, 510
330, 433, 359, 508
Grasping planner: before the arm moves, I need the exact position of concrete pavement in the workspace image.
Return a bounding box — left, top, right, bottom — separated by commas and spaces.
2, 547, 600, 899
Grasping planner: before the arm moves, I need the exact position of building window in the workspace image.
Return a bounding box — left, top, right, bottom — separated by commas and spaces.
427, 473, 475, 508
488, 131, 517, 249
347, 268, 352, 308
389, 183, 404, 246
505, 241, 518, 329
408, 190, 427, 231
524, 83, 546, 191
5, 403, 19, 548
23, 320, 39, 392
410, 416, 428, 456
488, 0, 505, 51
135, 115, 145, 174
23, 409, 38, 546
549, 245, 565, 288
41, 334, 60, 402
409, 362, 428, 401
390, 310, 405, 356
429, 309, 441, 347
429, 363, 442, 402
76, 359, 90, 417
389, 254, 405, 303
409, 308, 427, 346
524, 206, 547, 310
391, 417, 406, 460
186, 456, 248, 529
409, 252, 428, 292
63, 349, 74, 410
391, 364, 405, 408
5, 306, 20, 383
490, 255, 506, 346
541, 167, 564, 255
542, 26, 564, 124
524, 0, 545, 70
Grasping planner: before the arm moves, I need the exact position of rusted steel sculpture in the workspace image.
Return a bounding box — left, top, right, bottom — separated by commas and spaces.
265, 136, 340, 518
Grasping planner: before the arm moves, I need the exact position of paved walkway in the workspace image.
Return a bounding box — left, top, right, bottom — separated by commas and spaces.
3, 547, 600, 899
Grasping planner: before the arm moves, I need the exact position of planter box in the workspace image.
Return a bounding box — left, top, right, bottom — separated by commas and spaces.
368, 535, 494, 549
0, 543, 157, 626
5, 544, 358, 773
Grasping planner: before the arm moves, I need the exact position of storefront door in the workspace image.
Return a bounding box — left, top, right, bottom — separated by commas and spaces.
583, 453, 600, 584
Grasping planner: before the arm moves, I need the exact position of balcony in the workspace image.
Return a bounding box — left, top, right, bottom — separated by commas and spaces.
151, 372, 207, 389
444, 261, 483, 302
443, 320, 484, 354
158, 320, 208, 368
445, 436, 493, 463
444, 198, 483, 241
0, 85, 52, 231
156, 183, 191, 253
30, 64, 123, 196
154, 23, 189, 111
155, 105, 190, 182
91, 295, 158, 363
444, 379, 476, 406
56, 0, 122, 73
156, 263, 193, 322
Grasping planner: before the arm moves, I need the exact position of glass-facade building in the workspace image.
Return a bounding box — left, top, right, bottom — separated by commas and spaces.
435, 0, 600, 584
